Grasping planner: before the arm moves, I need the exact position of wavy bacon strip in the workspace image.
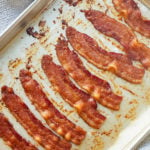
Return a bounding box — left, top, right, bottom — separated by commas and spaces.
113, 0, 150, 38
1, 86, 71, 150
20, 69, 86, 145
42, 55, 106, 129
0, 113, 37, 150
66, 26, 145, 84
83, 10, 150, 68
56, 38, 122, 110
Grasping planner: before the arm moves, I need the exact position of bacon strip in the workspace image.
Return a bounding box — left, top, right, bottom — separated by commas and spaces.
0, 113, 37, 150
66, 26, 145, 84
113, 0, 150, 38
56, 38, 122, 110
20, 69, 86, 145
83, 10, 150, 68
1, 86, 71, 150
41, 55, 106, 129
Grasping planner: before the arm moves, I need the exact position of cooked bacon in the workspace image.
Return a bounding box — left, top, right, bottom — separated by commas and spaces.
20, 69, 86, 145
64, 0, 82, 6
0, 113, 37, 150
56, 38, 122, 110
42, 55, 106, 129
66, 26, 145, 84
113, 0, 150, 38
83, 10, 150, 68
1, 86, 71, 150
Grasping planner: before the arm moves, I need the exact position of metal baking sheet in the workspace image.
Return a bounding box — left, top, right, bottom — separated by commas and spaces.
0, 0, 150, 150
0, 0, 54, 50
140, 0, 150, 9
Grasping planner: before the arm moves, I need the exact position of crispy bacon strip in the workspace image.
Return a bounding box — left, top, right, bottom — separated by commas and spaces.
1, 86, 71, 150
66, 26, 145, 84
42, 55, 106, 129
20, 69, 86, 145
113, 0, 150, 38
56, 38, 122, 110
0, 113, 37, 150
83, 10, 150, 68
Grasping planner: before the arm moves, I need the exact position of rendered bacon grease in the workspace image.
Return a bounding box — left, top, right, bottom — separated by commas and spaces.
56, 38, 122, 110
1, 86, 71, 150
42, 55, 106, 129
83, 10, 150, 68
0, 113, 37, 150
113, 0, 150, 38
20, 69, 86, 145
66, 26, 145, 84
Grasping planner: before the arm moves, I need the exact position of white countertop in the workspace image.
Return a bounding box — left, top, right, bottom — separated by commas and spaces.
0, 0, 33, 34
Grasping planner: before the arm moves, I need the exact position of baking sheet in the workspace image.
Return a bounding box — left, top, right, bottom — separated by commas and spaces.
0, 0, 150, 150
0, 0, 54, 50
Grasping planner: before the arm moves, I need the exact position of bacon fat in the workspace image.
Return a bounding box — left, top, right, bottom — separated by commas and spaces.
66, 26, 145, 84
41, 55, 106, 129
20, 69, 86, 145
0, 113, 37, 150
1, 86, 71, 150
56, 38, 122, 110
83, 10, 150, 68
113, 0, 150, 38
